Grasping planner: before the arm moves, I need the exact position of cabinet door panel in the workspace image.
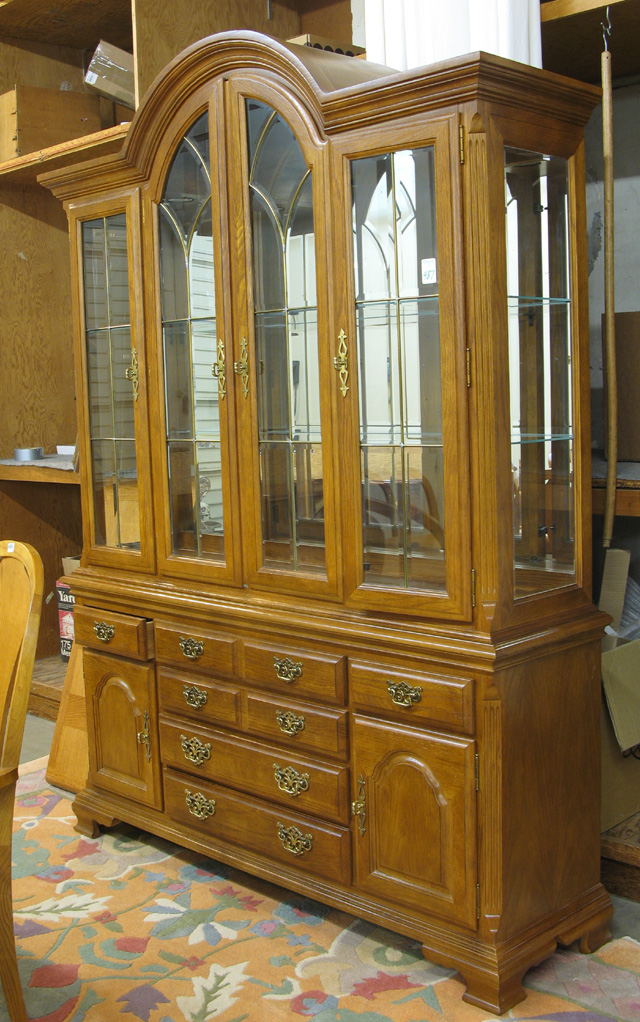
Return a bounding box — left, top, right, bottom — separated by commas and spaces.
332, 115, 471, 619
84, 650, 161, 808
352, 715, 476, 927
73, 193, 155, 572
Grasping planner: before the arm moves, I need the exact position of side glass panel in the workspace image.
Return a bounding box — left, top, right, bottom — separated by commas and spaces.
246, 99, 325, 575
351, 149, 446, 592
159, 112, 226, 561
82, 214, 141, 550
505, 147, 576, 596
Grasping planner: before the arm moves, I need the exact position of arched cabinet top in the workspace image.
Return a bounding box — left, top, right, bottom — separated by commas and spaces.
40, 30, 600, 204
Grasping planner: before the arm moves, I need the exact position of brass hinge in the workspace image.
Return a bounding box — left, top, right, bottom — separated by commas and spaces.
466, 347, 471, 387
471, 568, 476, 608
475, 753, 479, 791
459, 123, 465, 164
476, 883, 481, 920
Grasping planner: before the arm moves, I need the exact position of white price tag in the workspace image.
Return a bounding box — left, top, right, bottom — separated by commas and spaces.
421, 257, 437, 285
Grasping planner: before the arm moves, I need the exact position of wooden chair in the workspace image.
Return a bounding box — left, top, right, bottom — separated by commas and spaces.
0, 541, 44, 1022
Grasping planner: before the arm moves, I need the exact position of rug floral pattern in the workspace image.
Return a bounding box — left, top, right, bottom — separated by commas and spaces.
5, 764, 640, 1022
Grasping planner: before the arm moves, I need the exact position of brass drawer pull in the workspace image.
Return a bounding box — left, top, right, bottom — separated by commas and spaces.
352, 773, 366, 836
273, 763, 309, 797
388, 679, 422, 708
180, 734, 211, 765
277, 822, 313, 857
94, 621, 115, 644
185, 789, 216, 820
273, 655, 303, 683
179, 636, 204, 661
183, 684, 208, 710
276, 709, 305, 737
136, 710, 152, 762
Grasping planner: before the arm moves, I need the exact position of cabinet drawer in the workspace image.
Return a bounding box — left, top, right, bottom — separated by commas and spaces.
350, 661, 474, 735
75, 606, 154, 661
164, 766, 351, 886
242, 641, 346, 705
244, 690, 348, 760
155, 620, 238, 676
157, 668, 241, 728
159, 718, 350, 824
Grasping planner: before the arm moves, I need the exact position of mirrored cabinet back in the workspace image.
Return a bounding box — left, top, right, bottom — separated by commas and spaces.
42, 32, 611, 1014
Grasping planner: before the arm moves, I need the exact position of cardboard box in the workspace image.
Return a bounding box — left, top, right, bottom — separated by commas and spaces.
55, 580, 75, 662
601, 697, 640, 831
85, 40, 135, 109
62, 556, 81, 576
602, 310, 640, 462
0, 85, 103, 163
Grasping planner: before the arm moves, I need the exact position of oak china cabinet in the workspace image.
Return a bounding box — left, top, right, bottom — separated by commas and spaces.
43, 32, 611, 1014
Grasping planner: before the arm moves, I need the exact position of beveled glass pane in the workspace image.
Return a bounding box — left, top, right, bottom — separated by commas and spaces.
506, 146, 575, 595
82, 219, 107, 330
289, 310, 321, 444
249, 103, 309, 225
357, 303, 401, 444
189, 200, 215, 318
249, 190, 285, 311
161, 112, 210, 240
87, 330, 113, 439
111, 327, 135, 439
352, 154, 394, 302
259, 441, 325, 573
168, 440, 196, 555
192, 320, 219, 438
159, 208, 188, 322
256, 312, 288, 440
197, 442, 225, 560
353, 146, 445, 592
91, 439, 114, 546
405, 446, 445, 589
286, 175, 316, 308
114, 440, 141, 549
401, 300, 442, 442
105, 213, 130, 326
164, 321, 192, 439
260, 441, 293, 566
90, 440, 140, 550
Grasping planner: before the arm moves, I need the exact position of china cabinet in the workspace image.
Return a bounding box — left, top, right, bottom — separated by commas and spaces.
43, 32, 611, 1014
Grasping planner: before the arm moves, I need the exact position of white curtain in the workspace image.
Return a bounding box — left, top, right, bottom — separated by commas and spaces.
363, 0, 542, 70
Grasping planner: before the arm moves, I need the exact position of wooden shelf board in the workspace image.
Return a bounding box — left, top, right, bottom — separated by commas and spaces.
0, 464, 79, 484
0, 123, 129, 186
541, 0, 640, 83
0, 0, 133, 52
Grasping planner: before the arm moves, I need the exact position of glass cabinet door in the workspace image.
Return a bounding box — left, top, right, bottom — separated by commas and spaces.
339, 120, 470, 618
505, 147, 576, 597
245, 98, 326, 578
156, 110, 239, 583
79, 204, 153, 569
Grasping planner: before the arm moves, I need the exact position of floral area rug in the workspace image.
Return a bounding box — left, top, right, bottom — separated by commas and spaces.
4, 759, 640, 1022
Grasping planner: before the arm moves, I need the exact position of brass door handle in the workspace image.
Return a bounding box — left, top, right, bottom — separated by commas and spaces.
211, 338, 226, 398
137, 710, 151, 762
333, 329, 349, 397
351, 773, 366, 836
233, 337, 249, 397
125, 347, 139, 401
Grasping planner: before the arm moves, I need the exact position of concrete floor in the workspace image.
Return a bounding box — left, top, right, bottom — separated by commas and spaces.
17, 714, 640, 943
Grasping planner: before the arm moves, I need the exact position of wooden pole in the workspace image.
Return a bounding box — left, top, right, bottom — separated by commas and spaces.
602, 44, 617, 548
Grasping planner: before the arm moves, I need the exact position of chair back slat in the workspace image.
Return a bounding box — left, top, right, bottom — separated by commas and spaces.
0, 542, 44, 772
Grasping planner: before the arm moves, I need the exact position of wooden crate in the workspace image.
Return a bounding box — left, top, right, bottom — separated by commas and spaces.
0, 85, 103, 162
